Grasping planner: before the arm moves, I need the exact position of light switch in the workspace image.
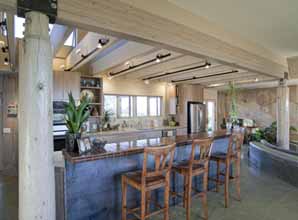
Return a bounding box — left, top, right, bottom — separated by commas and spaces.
3, 128, 11, 134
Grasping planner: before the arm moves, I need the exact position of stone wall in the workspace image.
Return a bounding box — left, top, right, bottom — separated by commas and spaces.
217, 86, 298, 129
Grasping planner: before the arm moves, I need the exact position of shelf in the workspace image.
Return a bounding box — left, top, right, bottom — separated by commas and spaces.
80, 86, 102, 90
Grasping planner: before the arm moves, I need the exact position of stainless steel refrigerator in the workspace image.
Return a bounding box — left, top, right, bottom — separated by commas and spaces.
187, 102, 206, 133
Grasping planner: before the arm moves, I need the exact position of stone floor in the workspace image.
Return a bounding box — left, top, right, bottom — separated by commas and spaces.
0, 146, 298, 220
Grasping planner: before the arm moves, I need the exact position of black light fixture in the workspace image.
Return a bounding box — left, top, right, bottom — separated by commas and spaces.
97, 38, 109, 49
4, 57, 9, 65
109, 53, 171, 77
65, 38, 110, 71
1, 46, 8, 53
143, 61, 211, 81
171, 70, 239, 83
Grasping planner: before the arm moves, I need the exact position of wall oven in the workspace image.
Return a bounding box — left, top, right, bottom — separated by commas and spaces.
53, 101, 68, 151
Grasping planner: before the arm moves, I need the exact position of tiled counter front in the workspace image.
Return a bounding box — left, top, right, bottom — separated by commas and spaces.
64, 131, 230, 220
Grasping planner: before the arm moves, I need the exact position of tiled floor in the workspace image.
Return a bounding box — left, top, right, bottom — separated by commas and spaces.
0, 146, 298, 220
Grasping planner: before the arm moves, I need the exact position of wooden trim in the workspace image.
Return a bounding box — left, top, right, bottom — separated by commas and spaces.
0, 0, 286, 78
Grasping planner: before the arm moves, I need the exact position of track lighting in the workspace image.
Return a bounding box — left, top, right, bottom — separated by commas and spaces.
4, 57, 9, 65
109, 53, 171, 77
171, 70, 238, 83
156, 54, 162, 63
143, 61, 211, 81
97, 38, 109, 49
205, 62, 211, 68
144, 79, 150, 85
1, 46, 8, 53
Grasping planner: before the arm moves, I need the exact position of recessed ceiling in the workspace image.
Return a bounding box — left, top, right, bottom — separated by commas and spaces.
169, 0, 298, 58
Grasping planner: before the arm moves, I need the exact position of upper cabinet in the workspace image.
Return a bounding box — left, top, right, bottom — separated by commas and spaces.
53, 71, 80, 101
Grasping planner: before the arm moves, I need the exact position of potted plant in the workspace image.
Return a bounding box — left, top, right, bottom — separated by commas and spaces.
65, 93, 90, 152
228, 82, 238, 130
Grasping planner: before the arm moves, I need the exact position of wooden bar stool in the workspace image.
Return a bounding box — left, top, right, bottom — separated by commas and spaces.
209, 132, 244, 208
171, 138, 213, 220
121, 143, 176, 220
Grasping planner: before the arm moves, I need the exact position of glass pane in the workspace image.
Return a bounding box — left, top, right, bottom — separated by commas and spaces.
119, 96, 130, 117
104, 95, 117, 115
157, 97, 161, 116
136, 96, 148, 116
149, 97, 157, 116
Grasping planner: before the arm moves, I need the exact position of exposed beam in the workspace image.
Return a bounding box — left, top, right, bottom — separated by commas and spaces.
90, 41, 155, 74
0, 0, 287, 78
50, 24, 73, 57
65, 32, 118, 71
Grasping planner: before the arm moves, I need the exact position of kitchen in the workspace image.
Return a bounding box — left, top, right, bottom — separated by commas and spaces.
0, 1, 298, 220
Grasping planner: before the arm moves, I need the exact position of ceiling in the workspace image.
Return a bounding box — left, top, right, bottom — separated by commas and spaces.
169, 0, 298, 58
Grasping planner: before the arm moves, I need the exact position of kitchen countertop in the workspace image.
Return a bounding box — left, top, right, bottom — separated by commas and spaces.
81, 126, 186, 137
63, 130, 230, 163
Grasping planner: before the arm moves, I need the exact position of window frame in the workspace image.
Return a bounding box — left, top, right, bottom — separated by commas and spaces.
103, 94, 162, 119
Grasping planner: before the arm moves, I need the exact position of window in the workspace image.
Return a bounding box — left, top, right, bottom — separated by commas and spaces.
136, 96, 148, 117
14, 15, 53, 39
104, 95, 162, 118
118, 96, 132, 117
64, 31, 76, 47
206, 100, 216, 131
149, 97, 161, 116
104, 95, 117, 115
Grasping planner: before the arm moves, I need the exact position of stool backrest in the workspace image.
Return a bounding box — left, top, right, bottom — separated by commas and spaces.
227, 132, 244, 156
189, 138, 213, 167
142, 143, 176, 181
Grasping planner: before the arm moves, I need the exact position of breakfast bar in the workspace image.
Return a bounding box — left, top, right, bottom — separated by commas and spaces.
63, 130, 230, 220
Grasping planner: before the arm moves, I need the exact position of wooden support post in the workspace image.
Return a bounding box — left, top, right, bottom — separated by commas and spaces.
19, 11, 55, 220
277, 84, 290, 149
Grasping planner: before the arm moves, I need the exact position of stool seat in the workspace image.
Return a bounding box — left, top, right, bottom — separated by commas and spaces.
210, 152, 238, 161
173, 161, 205, 175
124, 170, 166, 191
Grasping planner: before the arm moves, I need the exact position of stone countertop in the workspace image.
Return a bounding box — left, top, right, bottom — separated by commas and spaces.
63, 130, 230, 163
81, 126, 186, 138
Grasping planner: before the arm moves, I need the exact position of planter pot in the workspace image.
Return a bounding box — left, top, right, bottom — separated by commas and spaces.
65, 132, 81, 153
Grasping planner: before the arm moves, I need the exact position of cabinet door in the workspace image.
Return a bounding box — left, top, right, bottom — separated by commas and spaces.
53, 71, 64, 101
63, 72, 80, 101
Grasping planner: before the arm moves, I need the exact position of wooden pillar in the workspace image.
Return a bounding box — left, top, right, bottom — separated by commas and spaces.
277, 84, 290, 149
19, 12, 55, 220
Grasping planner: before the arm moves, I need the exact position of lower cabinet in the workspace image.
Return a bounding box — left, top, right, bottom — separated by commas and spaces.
100, 130, 162, 143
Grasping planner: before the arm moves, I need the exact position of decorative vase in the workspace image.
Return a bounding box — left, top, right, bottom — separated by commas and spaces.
65, 132, 81, 153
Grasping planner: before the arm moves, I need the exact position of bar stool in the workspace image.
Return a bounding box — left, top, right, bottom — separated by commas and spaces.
121, 143, 176, 220
171, 138, 213, 220
209, 132, 244, 208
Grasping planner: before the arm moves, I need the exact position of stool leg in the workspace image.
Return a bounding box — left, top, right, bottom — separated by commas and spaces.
141, 189, 146, 220
183, 176, 187, 208
146, 191, 150, 214
202, 164, 209, 220
224, 161, 230, 208
236, 157, 241, 201
121, 176, 127, 220
216, 160, 220, 192
186, 175, 192, 220
164, 174, 170, 220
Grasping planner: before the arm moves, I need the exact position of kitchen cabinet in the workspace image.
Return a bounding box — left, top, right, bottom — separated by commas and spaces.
53, 71, 80, 101
166, 84, 177, 115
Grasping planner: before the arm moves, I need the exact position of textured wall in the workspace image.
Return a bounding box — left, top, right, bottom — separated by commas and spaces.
218, 86, 298, 128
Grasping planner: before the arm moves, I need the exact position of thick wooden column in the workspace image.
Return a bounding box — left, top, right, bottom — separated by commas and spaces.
276, 84, 290, 149
19, 12, 55, 220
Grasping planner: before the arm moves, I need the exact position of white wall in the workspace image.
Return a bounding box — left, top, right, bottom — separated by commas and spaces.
100, 75, 167, 116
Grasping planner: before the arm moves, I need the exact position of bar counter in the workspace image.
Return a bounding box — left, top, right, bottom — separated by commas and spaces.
63, 130, 230, 220
63, 130, 230, 163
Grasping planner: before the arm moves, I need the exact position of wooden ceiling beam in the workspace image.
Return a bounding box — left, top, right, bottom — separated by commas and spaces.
0, 0, 287, 78
50, 24, 73, 57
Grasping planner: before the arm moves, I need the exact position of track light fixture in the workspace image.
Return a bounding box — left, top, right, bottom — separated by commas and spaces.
109, 53, 171, 77
171, 70, 238, 83
97, 38, 109, 49
143, 61, 211, 81
1, 46, 8, 53
4, 57, 9, 65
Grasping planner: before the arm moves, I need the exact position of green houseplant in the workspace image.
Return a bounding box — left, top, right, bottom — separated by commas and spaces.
65, 93, 90, 152
228, 82, 238, 127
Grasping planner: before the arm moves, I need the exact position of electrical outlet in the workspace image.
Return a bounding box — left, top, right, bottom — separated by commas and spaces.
3, 128, 11, 134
